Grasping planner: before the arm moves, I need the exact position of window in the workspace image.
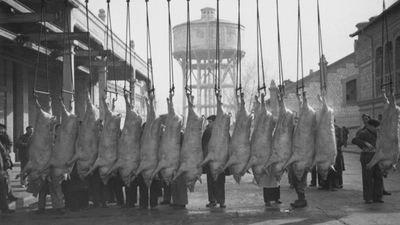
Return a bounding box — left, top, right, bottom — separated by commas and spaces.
346, 79, 357, 104
396, 37, 400, 93
375, 47, 383, 96
384, 42, 393, 93
375, 42, 394, 96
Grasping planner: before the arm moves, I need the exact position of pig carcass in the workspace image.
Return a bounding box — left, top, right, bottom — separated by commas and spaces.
264, 94, 294, 181
86, 96, 121, 184
136, 96, 163, 187
107, 94, 142, 185
68, 93, 100, 179
224, 93, 252, 184
174, 94, 204, 191
367, 92, 400, 172
285, 93, 317, 181
247, 94, 276, 185
152, 94, 183, 184
21, 96, 56, 182
48, 98, 79, 181
314, 92, 337, 180
202, 94, 231, 180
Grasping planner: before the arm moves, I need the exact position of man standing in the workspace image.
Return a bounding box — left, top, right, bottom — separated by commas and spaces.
16, 126, 33, 186
202, 115, 226, 208
0, 139, 14, 214
0, 124, 17, 202
352, 119, 384, 204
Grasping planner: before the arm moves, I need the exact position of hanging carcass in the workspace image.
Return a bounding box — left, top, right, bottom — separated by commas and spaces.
224, 93, 252, 183
48, 97, 79, 181
136, 96, 163, 187
264, 93, 294, 181
247, 94, 276, 185
107, 94, 142, 185
68, 93, 100, 179
21, 96, 56, 182
367, 92, 400, 172
86, 96, 121, 184
314, 91, 337, 180
202, 94, 231, 180
285, 93, 316, 181
174, 94, 204, 191
152, 94, 182, 184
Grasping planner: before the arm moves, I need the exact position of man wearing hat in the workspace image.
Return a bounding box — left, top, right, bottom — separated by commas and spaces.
202, 115, 226, 208
352, 118, 384, 204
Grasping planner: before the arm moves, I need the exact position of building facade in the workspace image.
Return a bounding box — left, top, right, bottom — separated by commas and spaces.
0, 0, 149, 161
350, 0, 400, 120
276, 53, 360, 141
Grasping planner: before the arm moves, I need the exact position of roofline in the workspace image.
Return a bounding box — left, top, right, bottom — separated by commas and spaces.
285, 52, 355, 91
350, 0, 400, 37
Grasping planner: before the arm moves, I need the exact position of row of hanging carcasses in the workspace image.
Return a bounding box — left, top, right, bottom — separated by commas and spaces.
21, 88, 400, 192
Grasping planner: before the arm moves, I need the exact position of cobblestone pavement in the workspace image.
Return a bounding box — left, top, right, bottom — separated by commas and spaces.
2, 151, 400, 225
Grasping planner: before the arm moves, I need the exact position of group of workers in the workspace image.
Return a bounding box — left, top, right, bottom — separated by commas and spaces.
0, 111, 393, 215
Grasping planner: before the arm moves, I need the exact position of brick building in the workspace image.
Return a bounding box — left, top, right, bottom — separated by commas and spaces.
350, 0, 400, 119
269, 53, 361, 140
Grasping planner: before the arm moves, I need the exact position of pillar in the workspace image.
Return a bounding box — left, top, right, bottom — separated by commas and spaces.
62, 6, 75, 111
5, 60, 14, 161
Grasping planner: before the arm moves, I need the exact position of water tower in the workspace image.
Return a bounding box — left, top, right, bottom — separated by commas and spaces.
173, 7, 245, 117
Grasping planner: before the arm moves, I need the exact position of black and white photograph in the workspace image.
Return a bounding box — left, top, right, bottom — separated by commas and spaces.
0, 0, 400, 224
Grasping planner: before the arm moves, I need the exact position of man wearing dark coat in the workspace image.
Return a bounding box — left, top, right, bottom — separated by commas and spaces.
202, 115, 226, 208
352, 119, 384, 204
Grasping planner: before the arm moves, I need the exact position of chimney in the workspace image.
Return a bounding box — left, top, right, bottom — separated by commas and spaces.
309, 69, 313, 74
98, 9, 106, 22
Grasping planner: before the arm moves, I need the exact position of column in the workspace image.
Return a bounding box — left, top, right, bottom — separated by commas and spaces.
6, 60, 14, 161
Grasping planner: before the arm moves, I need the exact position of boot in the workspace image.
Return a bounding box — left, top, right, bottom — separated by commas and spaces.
291, 199, 307, 208
291, 193, 307, 208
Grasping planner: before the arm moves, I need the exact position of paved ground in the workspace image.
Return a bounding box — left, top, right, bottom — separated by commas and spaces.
2, 149, 400, 225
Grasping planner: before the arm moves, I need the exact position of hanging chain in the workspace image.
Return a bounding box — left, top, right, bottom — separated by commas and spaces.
276, 0, 284, 96
106, 0, 118, 101
317, 0, 327, 93
33, 0, 51, 97
256, 0, 266, 95
184, 0, 192, 96
380, 0, 393, 94
85, 0, 93, 98
215, 0, 221, 96
168, 0, 176, 96
124, 0, 133, 100
236, 0, 242, 96
296, 0, 305, 95
145, 0, 155, 97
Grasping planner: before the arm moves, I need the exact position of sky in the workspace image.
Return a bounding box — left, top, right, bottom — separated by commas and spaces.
87, 0, 397, 115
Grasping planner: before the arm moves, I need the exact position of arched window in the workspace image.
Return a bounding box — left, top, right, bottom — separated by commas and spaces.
375, 47, 383, 96
396, 37, 400, 93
